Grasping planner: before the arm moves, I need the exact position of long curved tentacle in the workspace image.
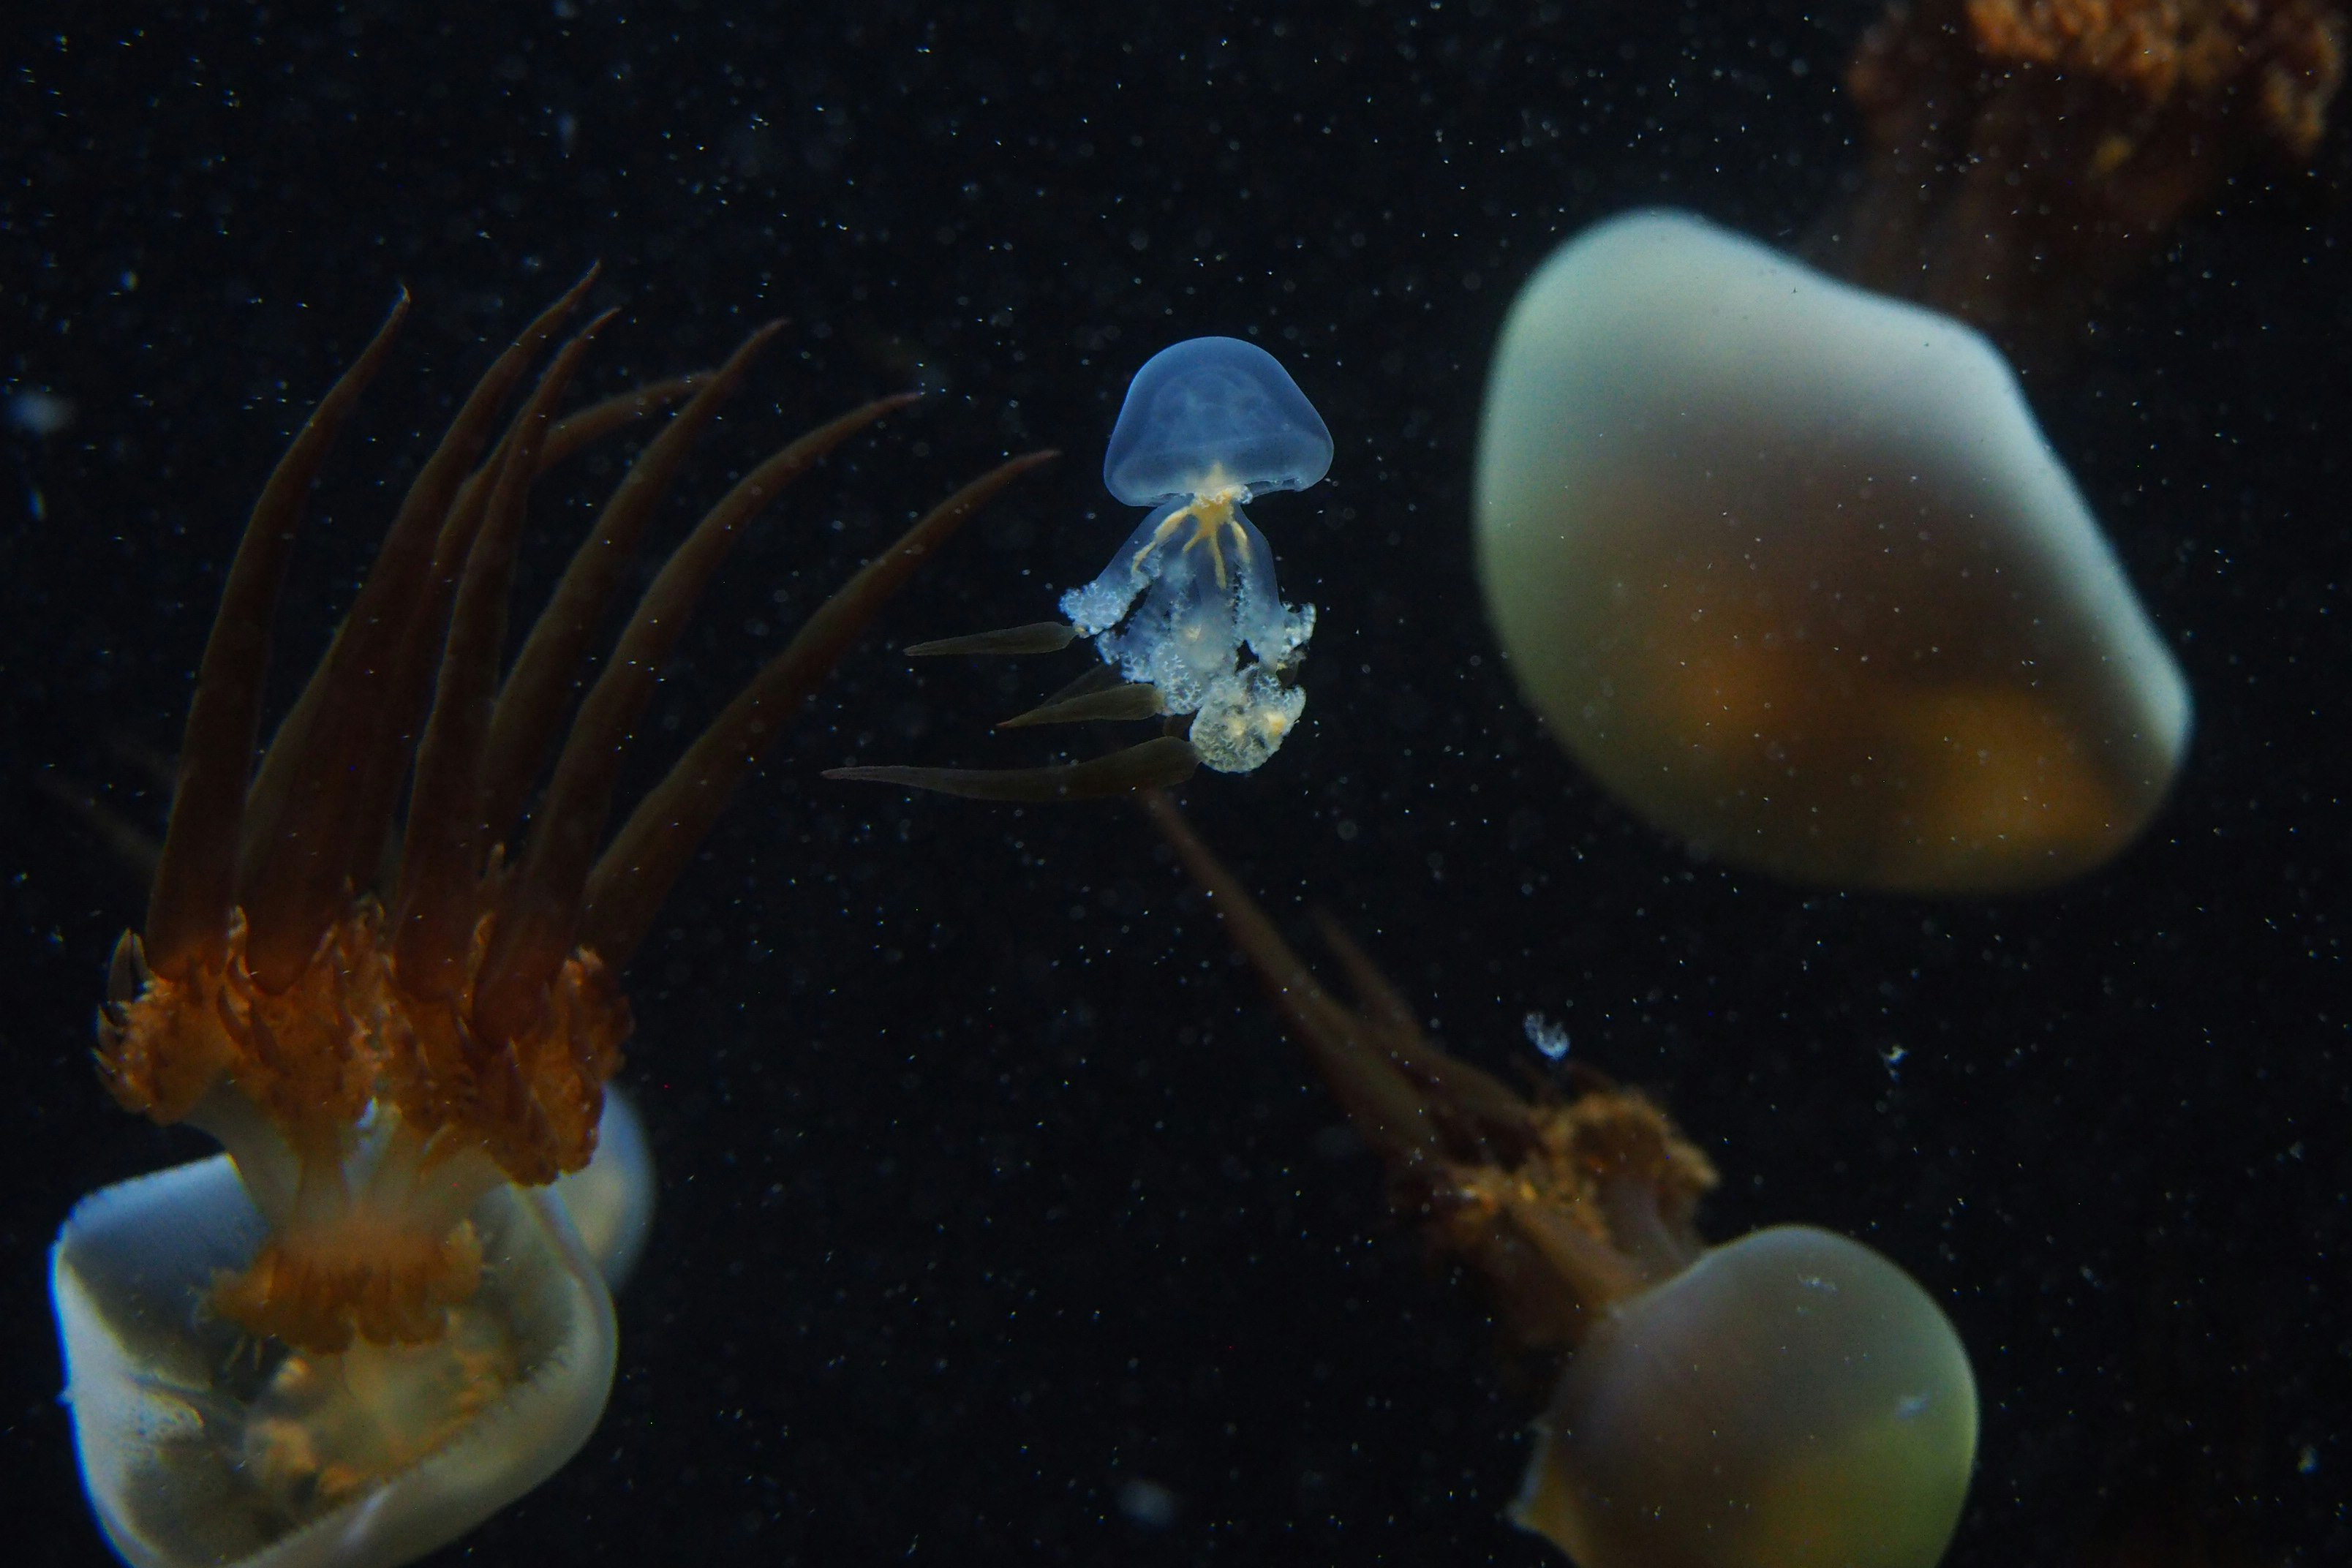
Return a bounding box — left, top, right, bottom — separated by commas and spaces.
483, 392, 919, 1000
391, 314, 613, 997
569, 448, 1057, 973
237, 270, 600, 990
142, 292, 411, 984
475, 322, 787, 841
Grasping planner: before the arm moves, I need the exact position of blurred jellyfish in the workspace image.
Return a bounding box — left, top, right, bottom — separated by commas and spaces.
1474, 210, 2190, 895
1823, 0, 2343, 362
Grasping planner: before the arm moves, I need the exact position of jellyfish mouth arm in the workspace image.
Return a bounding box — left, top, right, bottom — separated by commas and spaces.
1139, 790, 1718, 1349
97, 282, 1044, 1352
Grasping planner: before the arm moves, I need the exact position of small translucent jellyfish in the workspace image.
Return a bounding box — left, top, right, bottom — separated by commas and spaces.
830, 336, 1332, 801
1060, 336, 1330, 773
1145, 793, 1980, 1568
1475, 210, 2192, 896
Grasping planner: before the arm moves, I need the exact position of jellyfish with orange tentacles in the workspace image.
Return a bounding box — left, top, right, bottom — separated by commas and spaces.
1823, 0, 2345, 364
50, 276, 1049, 1568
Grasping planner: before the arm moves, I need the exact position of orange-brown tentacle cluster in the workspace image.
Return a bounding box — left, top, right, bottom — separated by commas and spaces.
1138, 792, 1718, 1355
94, 278, 1052, 1352
1827, 0, 2343, 362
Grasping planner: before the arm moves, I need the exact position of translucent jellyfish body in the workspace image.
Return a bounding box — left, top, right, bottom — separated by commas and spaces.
1517, 1225, 1978, 1568
50, 1097, 650, 1568
1060, 336, 1331, 774
1474, 210, 2190, 894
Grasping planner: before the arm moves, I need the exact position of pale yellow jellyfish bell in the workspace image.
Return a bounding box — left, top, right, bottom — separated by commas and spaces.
1514, 1224, 1978, 1568
50, 1094, 649, 1568
1474, 210, 2191, 894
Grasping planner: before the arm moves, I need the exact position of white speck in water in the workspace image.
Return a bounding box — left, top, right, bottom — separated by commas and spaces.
1896, 1393, 1929, 1420
1523, 1011, 1570, 1060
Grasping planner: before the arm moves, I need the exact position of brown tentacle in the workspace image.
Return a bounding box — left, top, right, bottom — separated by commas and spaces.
1137, 788, 1459, 1166
477, 322, 788, 843
332, 432, 510, 899
482, 393, 919, 1014
998, 679, 1164, 728
1310, 911, 1538, 1147
904, 622, 1079, 657
238, 269, 599, 991
540, 374, 706, 472
338, 363, 702, 895
825, 736, 1199, 802
392, 315, 612, 997
568, 448, 1056, 976
141, 292, 411, 983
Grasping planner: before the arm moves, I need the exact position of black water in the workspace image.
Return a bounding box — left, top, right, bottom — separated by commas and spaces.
4, 3, 2347, 1563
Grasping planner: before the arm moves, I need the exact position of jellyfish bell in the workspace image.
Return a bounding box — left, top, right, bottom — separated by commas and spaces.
1101, 334, 1333, 505
1515, 1224, 1978, 1568
1474, 209, 2191, 895
53, 1145, 616, 1568
550, 1081, 655, 1291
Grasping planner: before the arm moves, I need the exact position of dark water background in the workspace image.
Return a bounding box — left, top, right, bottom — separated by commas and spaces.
4, 2, 2348, 1562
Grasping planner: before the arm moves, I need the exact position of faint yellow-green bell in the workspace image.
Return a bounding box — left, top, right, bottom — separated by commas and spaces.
1514, 1224, 1978, 1568
1474, 210, 2190, 894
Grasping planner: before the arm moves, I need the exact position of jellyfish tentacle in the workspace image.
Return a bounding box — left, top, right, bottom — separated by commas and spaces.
1142, 789, 1717, 1348
997, 679, 1165, 728
1140, 788, 1461, 1164
142, 290, 413, 987
477, 320, 789, 838
236, 268, 601, 990
539, 372, 706, 471
581, 448, 1058, 965
350, 369, 716, 901
823, 734, 1200, 804
904, 621, 1079, 657
393, 314, 614, 997
478, 391, 921, 1030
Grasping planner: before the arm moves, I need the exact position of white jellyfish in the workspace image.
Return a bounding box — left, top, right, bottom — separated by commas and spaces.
833, 336, 1335, 800
1474, 210, 2192, 894
1061, 336, 1330, 773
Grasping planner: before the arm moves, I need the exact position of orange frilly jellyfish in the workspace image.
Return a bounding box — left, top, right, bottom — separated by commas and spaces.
48, 274, 1046, 1568
1143, 794, 1980, 1568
